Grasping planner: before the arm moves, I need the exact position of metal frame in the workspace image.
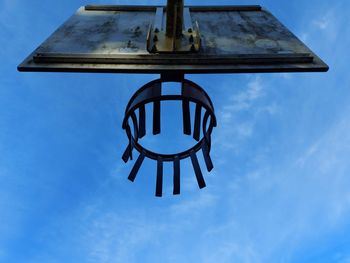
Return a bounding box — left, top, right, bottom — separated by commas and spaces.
84, 5, 263, 12
146, 6, 201, 53
19, 54, 328, 74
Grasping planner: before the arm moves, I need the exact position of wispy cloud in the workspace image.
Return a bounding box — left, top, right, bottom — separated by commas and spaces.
83, 214, 165, 263
1, 1, 349, 262
311, 6, 340, 42
57, 191, 220, 263
170, 192, 218, 215
313, 9, 334, 30
223, 76, 264, 113
199, 104, 350, 262
213, 76, 278, 152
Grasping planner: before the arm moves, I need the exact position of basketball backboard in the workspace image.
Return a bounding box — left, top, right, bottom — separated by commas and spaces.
18, 5, 329, 74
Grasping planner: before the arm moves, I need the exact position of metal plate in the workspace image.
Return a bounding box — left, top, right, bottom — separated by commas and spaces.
18, 5, 328, 74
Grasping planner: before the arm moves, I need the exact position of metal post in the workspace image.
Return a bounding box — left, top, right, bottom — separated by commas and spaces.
166, 0, 184, 39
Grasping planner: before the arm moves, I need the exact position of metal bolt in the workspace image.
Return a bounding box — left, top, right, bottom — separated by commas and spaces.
151, 44, 158, 52
190, 44, 196, 52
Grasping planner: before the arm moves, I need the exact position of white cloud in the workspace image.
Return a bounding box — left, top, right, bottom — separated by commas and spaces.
83, 214, 165, 263
170, 191, 218, 215
311, 6, 340, 42
199, 104, 350, 262
313, 11, 333, 30
224, 76, 264, 113
213, 76, 277, 152
313, 18, 330, 30
61, 191, 220, 263
1, 2, 348, 262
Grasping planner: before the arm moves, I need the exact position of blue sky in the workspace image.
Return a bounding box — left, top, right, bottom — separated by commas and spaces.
1, 0, 350, 262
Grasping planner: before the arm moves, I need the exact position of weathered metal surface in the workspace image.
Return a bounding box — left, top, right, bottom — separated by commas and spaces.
18, 5, 329, 73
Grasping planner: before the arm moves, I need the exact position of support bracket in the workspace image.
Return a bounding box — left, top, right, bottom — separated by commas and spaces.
147, 6, 201, 53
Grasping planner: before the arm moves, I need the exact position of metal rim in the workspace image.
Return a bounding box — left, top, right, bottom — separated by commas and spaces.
122, 78, 216, 196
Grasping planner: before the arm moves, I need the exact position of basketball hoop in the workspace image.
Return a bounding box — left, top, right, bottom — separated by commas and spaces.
18, 1, 328, 196
122, 77, 216, 196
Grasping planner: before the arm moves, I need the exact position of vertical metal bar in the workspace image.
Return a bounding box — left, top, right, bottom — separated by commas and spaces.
171, 4, 178, 50
182, 82, 191, 135
153, 100, 161, 135
131, 112, 139, 140
182, 100, 191, 135
138, 105, 146, 138
156, 157, 163, 197
128, 151, 146, 182
190, 150, 206, 189
202, 142, 214, 172
166, 0, 175, 37
122, 125, 133, 162
166, 0, 184, 38
193, 104, 202, 141
122, 144, 132, 163
175, 0, 184, 37
173, 156, 180, 195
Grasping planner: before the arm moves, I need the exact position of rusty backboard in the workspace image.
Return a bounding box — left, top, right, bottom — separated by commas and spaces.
18, 5, 329, 74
